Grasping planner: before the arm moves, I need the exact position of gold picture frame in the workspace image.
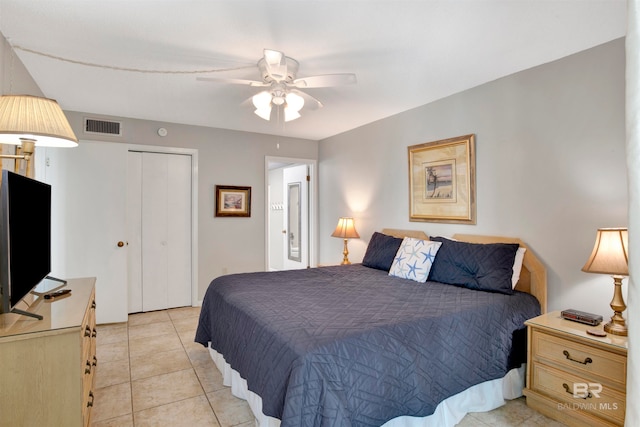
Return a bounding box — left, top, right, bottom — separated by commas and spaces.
215, 185, 251, 217
408, 134, 476, 224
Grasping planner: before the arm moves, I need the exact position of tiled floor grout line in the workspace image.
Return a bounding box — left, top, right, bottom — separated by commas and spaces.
171, 312, 226, 427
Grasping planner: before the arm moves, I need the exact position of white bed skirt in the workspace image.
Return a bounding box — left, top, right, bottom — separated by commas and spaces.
207, 345, 526, 427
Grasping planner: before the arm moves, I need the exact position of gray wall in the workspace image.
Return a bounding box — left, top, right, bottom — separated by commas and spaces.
319, 38, 627, 315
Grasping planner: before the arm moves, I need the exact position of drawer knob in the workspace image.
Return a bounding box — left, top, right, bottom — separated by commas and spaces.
87, 391, 94, 407
563, 350, 592, 365
85, 360, 92, 374
563, 382, 592, 399
84, 326, 92, 337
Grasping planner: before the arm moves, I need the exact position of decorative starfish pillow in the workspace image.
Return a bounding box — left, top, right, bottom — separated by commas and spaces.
389, 237, 442, 283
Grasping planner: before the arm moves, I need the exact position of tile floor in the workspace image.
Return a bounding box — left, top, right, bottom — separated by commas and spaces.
92, 307, 566, 427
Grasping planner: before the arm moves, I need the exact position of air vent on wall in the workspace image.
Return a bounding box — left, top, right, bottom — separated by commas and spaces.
84, 118, 122, 136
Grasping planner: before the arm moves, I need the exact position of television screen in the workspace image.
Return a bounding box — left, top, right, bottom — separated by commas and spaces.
0, 170, 52, 313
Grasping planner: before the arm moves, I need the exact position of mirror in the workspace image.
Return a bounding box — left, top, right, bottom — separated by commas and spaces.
287, 182, 301, 262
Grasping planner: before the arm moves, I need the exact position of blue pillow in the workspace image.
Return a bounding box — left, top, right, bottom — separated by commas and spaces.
362, 232, 403, 271
429, 237, 519, 295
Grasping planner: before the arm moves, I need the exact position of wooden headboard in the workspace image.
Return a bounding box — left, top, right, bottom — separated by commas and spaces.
381, 229, 547, 313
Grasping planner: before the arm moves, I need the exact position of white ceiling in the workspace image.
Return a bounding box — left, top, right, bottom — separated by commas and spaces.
0, 0, 627, 141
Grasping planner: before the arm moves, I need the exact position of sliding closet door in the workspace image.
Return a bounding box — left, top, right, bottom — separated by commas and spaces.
128, 151, 192, 312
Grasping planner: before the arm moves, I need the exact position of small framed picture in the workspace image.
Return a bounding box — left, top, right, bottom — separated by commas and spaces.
215, 185, 251, 217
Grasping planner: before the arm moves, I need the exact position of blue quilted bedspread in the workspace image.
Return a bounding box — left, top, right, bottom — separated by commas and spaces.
195, 264, 540, 427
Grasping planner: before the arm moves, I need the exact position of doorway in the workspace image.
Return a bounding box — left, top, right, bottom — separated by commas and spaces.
266, 157, 317, 271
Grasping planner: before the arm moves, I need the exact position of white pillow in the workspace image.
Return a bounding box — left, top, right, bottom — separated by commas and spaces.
389, 237, 442, 283
511, 247, 526, 288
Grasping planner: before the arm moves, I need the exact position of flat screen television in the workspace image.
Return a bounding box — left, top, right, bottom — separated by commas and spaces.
0, 170, 53, 319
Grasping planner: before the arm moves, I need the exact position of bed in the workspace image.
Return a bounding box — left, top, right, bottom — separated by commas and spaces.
195, 230, 547, 427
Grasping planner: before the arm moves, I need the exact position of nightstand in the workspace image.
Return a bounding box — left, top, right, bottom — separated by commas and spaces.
523, 311, 627, 427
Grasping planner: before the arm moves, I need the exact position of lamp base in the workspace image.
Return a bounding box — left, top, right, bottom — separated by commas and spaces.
341, 238, 351, 265
603, 312, 628, 336
604, 276, 627, 336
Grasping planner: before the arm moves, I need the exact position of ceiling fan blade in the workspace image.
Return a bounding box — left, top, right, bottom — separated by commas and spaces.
290, 89, 323, 110
263, 49, 288, 82
196, 76, 269, 87
292, 73, 357, 88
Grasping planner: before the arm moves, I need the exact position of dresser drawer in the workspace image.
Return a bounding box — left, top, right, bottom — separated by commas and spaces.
531, 330, 626, 389
531, 363, 625, 426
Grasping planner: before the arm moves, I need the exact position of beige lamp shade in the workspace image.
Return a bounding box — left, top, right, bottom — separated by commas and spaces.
582, 228, 629, 276
0, 95, 78, 147
331, 217, 360, 239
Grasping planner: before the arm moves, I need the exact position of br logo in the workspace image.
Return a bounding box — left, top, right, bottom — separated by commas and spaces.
573, 382, 602, 399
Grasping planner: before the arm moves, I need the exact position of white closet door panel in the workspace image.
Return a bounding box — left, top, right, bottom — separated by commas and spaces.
141, 152, 170, 311
44, 141, 128, 324
166, 154, 192, 308
139, 152, 192, 311
127, 152, 143, 313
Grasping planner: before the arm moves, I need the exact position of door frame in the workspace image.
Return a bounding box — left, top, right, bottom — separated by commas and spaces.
265, 156, 318, 270
127, 144, 199, 307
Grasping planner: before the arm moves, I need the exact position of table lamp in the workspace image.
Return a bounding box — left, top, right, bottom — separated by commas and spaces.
331, 217, 359, 265
581, 227, 629, 336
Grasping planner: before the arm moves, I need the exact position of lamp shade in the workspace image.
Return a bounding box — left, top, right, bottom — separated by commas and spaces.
252, 91, 272, 109
284, 107, 301, 122
582, 228, 629, 276
331, 217, 360, 239
285, 92, 304, 112
0, 95, 78, 147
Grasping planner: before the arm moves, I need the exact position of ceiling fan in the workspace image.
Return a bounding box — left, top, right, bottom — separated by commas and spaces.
197, 49, 357, 122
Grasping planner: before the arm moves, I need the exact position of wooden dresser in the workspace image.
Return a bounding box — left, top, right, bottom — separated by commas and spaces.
524, 311, 627, 427
0, 277, 97, 427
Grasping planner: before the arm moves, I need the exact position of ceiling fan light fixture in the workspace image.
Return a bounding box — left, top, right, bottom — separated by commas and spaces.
284, 107, 301, 122
254, 106, 272, 121
199, 48, 356, 124
252, 91, 272, 110
285, 92, 304, 112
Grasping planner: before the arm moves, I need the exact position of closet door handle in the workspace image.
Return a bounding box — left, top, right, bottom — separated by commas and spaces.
117, 241, 125, 247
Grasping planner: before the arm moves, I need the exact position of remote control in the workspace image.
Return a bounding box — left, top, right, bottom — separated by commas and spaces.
44, 289, 72, 299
